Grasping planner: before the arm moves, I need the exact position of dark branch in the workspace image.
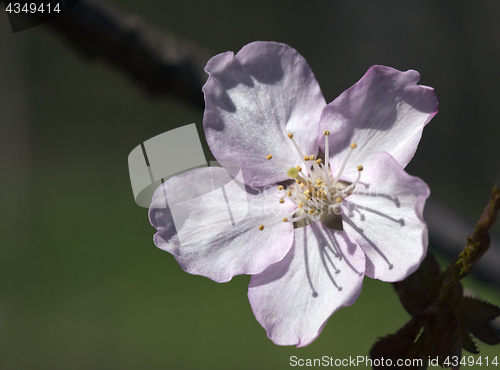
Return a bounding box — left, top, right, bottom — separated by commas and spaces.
44, 0, 209, 109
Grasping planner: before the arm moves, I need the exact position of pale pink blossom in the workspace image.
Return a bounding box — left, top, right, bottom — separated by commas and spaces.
149, 41, 438, 347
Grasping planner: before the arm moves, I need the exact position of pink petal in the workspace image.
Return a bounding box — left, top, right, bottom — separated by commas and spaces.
342, 151, 430, 282
319, 65, 438, 182
248, 223, 365, 347
149, 166, 295, 283
203, 41, 326, 186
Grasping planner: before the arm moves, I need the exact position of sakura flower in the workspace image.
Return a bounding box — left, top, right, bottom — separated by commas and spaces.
149, 41, 438, 347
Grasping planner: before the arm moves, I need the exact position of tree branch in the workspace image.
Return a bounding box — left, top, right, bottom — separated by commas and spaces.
45, 0, 209, 109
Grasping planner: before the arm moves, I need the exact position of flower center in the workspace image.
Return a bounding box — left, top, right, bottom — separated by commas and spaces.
259, 131, 363, 231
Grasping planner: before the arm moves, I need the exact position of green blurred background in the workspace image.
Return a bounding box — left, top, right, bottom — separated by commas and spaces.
1, 1, 499, 369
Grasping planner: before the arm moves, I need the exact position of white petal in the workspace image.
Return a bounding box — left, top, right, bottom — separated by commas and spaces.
320, 65, 438, 182
342, 152, 430, 281
203, 41, 326, 186
149, 166, 296, 283
248, 223, 365, 347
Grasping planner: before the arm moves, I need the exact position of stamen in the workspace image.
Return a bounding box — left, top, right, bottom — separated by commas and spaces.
324, 131, 331, 184
341, 166, 362, 196
324, 186, 332, 202
332, 142, 357, 185
288, 213, 309, 223
263, 209, 298, 229
297, 166, 307, 179
267, 154, 290, 173
311, 157, 323, 178
288, 133, 315, 179
261, 134, 365, 232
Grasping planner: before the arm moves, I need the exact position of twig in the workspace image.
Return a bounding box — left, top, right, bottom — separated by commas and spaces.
424, 197, 500, 287
439, 185, 500, 302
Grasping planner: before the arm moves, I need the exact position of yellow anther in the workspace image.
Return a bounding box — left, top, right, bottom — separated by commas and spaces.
304, 155, 310, 161
323, 130, 330, 136
296, 165, 302, 172
299, 183, 305, 188
350, 143, 357, 149
315, 159, 322, 164
288, 133, 294, 139
305, 196, 311, 200
283, 217, 288, 222
304, 189, 311, 196
336, 197, 342, 203
309, 155, 315, 161
279, 198, 285, 204
278, 185, 284, 190
266, 154, 273, 160
259, 225, 264, 230
297, 203, 303, 208
309, 209, 315, 214
357, 165, 363, 171
286, 191, 292, 197
287, 167, 299, 178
